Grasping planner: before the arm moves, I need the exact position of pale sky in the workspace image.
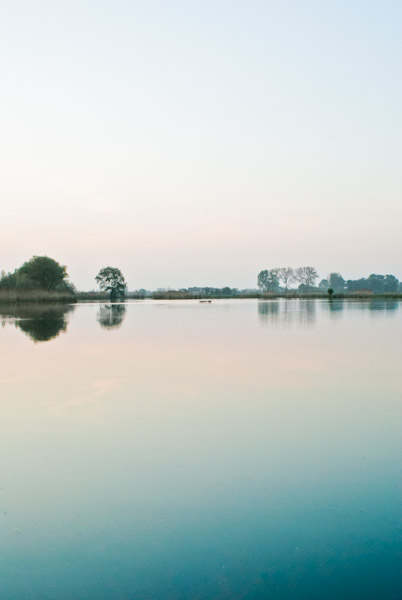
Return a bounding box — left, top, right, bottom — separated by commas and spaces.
1, 0, 401, 290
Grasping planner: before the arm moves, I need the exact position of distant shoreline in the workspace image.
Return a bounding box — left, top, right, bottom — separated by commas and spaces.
2, 290, 402, 304
147, 291, 402, 301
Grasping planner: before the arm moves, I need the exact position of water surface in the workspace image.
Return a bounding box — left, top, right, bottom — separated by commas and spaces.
0, 299, 401, 599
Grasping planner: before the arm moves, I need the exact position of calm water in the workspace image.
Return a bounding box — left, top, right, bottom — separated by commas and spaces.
0, 299, 401, 600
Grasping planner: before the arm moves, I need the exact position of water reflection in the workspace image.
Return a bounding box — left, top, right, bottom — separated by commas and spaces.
258, 299, 316, 327
321, 298, 399, 318
259, 298, 400, 326
97, 304, 126, 329
0, 303, 75, 342
350, 299, 399, 313
0, 299, 401, 599
322, 298, 345, 319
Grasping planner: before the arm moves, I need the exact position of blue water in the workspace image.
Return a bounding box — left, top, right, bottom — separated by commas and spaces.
0, 299, 401, 599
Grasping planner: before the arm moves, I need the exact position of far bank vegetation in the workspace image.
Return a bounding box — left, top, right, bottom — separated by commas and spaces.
1, 256, 402, 302
256, 267, 402, 297
0, 256, 76, 303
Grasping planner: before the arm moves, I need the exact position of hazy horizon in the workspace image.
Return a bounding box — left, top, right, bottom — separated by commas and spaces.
2, 1, 401, 290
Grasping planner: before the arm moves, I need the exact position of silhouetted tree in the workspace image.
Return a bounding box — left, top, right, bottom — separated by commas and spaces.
0, 271, 17, 289
383, 275, 399, 292
17, 256, 69, 291
95, 267, 126, 301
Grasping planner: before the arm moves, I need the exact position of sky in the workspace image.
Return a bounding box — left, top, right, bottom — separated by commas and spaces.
1, 0, 401, 290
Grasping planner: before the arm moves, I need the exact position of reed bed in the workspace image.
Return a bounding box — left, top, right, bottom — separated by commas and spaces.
0, 289, 76, 303
75, 291, 111, 301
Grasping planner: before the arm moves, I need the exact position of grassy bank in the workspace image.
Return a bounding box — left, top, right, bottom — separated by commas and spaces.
0, 289, 76, 303
4, 289, 400, 304
75, 291, 113, 301
76, 291, 146, 301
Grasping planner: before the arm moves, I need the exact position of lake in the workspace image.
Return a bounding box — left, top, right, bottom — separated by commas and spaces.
0, 299, 401, 599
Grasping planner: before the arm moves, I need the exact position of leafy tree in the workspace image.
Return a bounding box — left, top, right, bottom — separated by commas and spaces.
267, 268, 280, 291
367, 274, 385, 292
17, 256, 69, 291
383, 274, 399, 292
95, 267, 126, 301
257, 269, 280, 292
0, 270, 17, 289
346, 278, 367, 292
257, 270, 269, 291
221, 287, 236, 296
328, 273, 345, 293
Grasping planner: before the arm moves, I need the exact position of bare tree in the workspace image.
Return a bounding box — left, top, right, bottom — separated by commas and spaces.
295, 266, 318, 290
279, 267, 295, 290
294, 267, 305, 285
304, 266, 318, 289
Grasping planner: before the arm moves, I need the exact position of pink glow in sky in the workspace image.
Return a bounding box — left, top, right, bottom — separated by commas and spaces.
1, 1, 401, 290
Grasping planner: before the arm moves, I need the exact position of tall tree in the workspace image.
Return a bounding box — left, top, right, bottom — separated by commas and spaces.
328, 273, 345, 293
257, 269, 280, 291
95, 267, 126, 301
279, 267, 295, 290
383, 274, 399, 292
257, 270, 269, 291
17, 256, 69, 291
266, 268, 280, 291
295, 266, 318, 290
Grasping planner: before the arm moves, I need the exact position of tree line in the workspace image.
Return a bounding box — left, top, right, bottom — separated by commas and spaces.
0, 256, 74, 293
319, 272, 400, 294
1, 256, 401, 300
0, 256, 126, 301
257, 267, 402, 294
257, 267, 319, 292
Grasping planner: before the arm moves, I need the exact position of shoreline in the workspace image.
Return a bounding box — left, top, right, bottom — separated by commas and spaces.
2, 292, 402, 304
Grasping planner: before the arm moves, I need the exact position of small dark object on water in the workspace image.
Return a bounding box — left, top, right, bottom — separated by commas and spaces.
200, 300, 212, 303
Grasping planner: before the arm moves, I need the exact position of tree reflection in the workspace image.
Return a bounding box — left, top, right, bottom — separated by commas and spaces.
322, 298, 345, 320
367, 300, 398, 312
258, 300, 316, 327
0, 303, 75, 342
258, 301, 280, 320
345, 299, 399, 315
97, 304, 126, 330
